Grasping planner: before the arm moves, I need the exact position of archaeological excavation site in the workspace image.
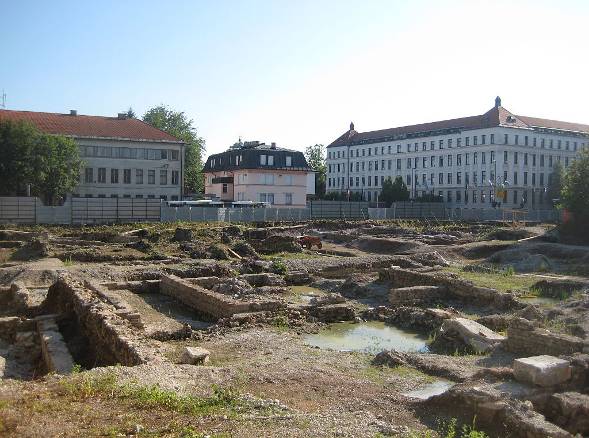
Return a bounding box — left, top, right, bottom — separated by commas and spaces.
0, 220, 588, 437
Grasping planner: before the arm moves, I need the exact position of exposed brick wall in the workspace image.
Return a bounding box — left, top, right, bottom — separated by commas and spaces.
505, 318, 585, 356
381, 267, 522, 310
389, 285, 445, 306
44, 277, 157, 366
160, 275, 284, 319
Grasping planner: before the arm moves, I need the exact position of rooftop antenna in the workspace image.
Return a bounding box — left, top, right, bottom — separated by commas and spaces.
0, 90, 6, 109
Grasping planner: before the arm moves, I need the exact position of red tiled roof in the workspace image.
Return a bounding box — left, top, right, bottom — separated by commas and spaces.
0, 109, 182, 143
328, 104, 589, 147
516, 115, 589, 134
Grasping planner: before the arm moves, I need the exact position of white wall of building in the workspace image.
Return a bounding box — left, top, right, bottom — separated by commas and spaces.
326, 126, 586, 208
75, 138, 184, 200
205, 169, 311, 207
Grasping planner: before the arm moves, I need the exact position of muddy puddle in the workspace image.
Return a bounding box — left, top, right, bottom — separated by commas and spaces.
403, 379, 454, 399
304, 321, 430, 354
520, 295, 560, 306
290, 285, 326, 303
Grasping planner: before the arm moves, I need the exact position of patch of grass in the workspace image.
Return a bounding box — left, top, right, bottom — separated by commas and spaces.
60, 372, 242, 417
405, 417, 489, 438
262, 252, 319, 261
444, 266, 540, 293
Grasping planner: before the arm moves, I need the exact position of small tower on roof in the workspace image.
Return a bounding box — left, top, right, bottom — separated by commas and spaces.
495, 96, 502, 108
350, 121, 355, 131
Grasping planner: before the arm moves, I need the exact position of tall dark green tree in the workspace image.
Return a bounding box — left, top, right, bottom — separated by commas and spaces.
304, 144, 326, 197
547, 161, 564, 206
142, 105, 206, 194
125, 107, 136, 118
380, 176, 410, 206
561, 148, 589, 221
0, 120, 82, 204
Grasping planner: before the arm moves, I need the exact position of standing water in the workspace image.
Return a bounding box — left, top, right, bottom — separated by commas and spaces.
304, 321, 429, 354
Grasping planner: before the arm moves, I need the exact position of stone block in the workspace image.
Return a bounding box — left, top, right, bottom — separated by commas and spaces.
440, 317, 505, 352
513, 355, 571, 387
180, 346, 210, 365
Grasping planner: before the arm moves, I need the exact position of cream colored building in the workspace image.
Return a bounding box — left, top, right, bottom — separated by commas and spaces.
0, 109, 185, 200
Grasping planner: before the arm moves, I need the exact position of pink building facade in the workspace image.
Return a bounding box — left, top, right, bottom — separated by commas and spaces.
203, 142, 314, 208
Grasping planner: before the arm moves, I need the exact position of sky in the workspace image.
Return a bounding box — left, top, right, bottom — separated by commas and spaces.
2, 0, 588, 158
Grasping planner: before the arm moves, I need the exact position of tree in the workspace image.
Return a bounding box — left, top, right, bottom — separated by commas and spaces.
125, 107, 136, 118
380, 176, 409, 206
547, 161, 564, 206
34, 134, 82, 204
142, 105, 206, 194
561, 148, 589, 221
0, 120, 82, 204
304, 144, 326, 197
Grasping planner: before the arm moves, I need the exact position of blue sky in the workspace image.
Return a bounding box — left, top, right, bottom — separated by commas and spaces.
2, 0, 588, 157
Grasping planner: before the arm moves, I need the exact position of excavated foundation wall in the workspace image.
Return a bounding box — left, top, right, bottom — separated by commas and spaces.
160, 275, 284, 319
380, 266, 523, 309
505, 318, 586, 356
43, 277, 157, 367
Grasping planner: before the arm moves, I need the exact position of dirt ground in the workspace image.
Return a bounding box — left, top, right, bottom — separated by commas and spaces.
0, 219, 588, 437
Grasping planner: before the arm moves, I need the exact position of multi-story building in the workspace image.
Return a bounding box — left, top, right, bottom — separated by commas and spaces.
326, 98, 589, 208
0, 109, 185, 200
203, 140, 314, 207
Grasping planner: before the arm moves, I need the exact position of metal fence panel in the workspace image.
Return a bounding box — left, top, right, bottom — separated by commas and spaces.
0, 197, 36, 223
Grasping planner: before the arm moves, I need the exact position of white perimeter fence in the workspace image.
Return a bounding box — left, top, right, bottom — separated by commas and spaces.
0, 197, 561, 225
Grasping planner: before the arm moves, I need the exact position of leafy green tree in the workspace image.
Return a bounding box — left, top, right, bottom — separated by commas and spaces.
0, 120, 39, 195
547, 161, 564, 206
380, 176, 409, 206
0, 120, 82, 204
561, 148, 589, 221
304, 144, 326, 197
142, 105, 206, 195
34, 134, 82, 204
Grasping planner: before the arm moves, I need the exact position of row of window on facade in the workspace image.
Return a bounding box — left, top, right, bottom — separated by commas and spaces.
328, 151, 572, 174
329, 169, 557, 189
207, 174, 296, 185
209, 154, 293, 168
359, 188, 551, 206
80, 146, 180, 160
328, 134, 586, 159
83, 168, 180, 185
234, 192, 293, 205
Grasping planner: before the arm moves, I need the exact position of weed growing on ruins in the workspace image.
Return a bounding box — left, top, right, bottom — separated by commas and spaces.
271, 313, 289, 331
270, 259, 288, 275
62, 255, 74, 266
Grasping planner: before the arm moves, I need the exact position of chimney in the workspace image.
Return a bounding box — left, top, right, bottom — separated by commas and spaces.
70, 109, 77, 116
271, 142, 277, 149
117, 113, 127, 120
